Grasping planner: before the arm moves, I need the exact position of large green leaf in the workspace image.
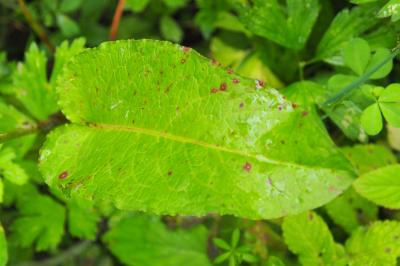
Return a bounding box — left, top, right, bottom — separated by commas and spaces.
102, 214, 211, 266
238, 0, 320, 50
39, 40, 354, 219
353, 164, 400, 209
0, 224, 7, 266
282, 211, 346, 266
346, 221, 400, 265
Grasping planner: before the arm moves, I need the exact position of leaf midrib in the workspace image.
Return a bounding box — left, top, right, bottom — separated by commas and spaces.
87, 122, 343, 173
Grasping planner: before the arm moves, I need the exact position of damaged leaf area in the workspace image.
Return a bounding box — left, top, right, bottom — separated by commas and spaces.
39, 40, 354, 219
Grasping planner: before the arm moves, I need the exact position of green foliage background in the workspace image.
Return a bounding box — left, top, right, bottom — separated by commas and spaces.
0, 0, 400, 265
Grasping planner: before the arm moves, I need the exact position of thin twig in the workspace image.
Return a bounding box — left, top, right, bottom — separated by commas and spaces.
109, 0, 126, 41
0, 112, 67, 143
15, 241, 92, 266
17, 0, 55, 52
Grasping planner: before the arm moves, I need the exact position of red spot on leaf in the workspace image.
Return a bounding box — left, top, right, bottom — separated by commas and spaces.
328, 186, 336, 193
278, 105, 283, 111
211, 59, 220, 66
227, 68, 233, 74
59, 171, 68, 180
211, 88, 218, 94
243, 162, 252, 172
182, 46, 191, 53
256, 80, 265, 89
302, 111, 309, 117
220, 83, 227, 91
232, 78, 239, 84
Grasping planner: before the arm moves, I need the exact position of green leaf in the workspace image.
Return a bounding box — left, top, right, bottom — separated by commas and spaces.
379, 102, 400, 128
379, 83, 400, 102
378, 0, 400, 21
11, 191, 65, 251
51, 38, 86, 86
366, 48, 393, 80
238, 0, 320, 50
283, 211, 346, 266
315, 5, 379, 61
39, 40, 354, 219
12, 43, 58, 120
57, 14, 80, 37
266, 256, 286, 266
345, 221, 400, 265
59, 0, 82, 13
361, 103, 382, 135
102, 214, 211, 266
0, 146, 28, 185
163, 0, 190, 8
0, 179, 3, 203
387, 125, 400, 151
341, 144, 397, 175
67, 196, 100, 240
214, 238, 230, 250
342, 38, 370, 76
353, 165, 400, 209
160, 16, 183, 43
0, 224, 7, 266
325, 188, 377, 233
125, 0, 150, 12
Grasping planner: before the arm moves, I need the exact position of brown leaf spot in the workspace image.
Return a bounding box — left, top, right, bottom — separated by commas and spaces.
232, 78, 239, 84
180, 58, 186, 64
167, 170, 173, 176
243, 162, 252, 172
58, 171, 68, 180
182, 46, 191, 53
302, 111, 309, 117
211, 88, 218, 94
220, 82, 227, 91
308, 212, 314, 220
227, 68, 233, 74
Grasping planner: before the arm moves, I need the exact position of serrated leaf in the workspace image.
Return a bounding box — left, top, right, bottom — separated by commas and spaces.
39, 40, 354, 219
11, 192, 65, 251
342, 38, 370, 75
102, 214, 211, 266
0, 147, 28, 185
12, 43, 58, 120
353, 165, 400, 209
325, 188, 377, 233
238, 0, 320, 50
346, 221, 400, 265
361, 103, 382, 135
315, 5, 379, 61
366, 48, 393, 79
51, 38, 86, 86
67, 196, 100, 240
341, 144, 397, 174
0, 224, 7, 266
378, 0, 400, 21
283, 211, 346, 266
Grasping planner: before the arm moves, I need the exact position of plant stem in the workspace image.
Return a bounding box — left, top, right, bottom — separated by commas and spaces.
15, 241, 92, 266
0, 112, 66, 143
323, 45, 400, 107
109, 0, 126, 40
17, 0, 54, 52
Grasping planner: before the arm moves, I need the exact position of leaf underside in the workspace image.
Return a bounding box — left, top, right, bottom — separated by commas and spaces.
39, 40, 354, 219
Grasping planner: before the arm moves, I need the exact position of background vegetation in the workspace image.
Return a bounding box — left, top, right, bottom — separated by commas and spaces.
0, 0, 400, 265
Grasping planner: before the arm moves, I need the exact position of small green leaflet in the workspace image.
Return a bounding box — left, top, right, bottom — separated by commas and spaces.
282, 211, 347, 266
353, 164, 400, 209
238, 0, 320, 50
40, 40, 355, 219
361, 84, 400, 135
0, 224, 7, 266
378, 0, 400, 21
102, 214, 211, 266
346, 221, 400, 265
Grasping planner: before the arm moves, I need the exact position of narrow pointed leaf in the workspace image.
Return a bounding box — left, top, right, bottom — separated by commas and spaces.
39, 40, 354, 219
